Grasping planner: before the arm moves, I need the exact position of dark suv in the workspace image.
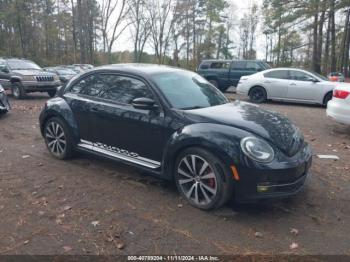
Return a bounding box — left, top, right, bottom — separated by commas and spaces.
197, 60, 271, 92
0, 58, 61, 99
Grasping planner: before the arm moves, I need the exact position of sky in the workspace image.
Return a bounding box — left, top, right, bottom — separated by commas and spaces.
110, 0, 265, 59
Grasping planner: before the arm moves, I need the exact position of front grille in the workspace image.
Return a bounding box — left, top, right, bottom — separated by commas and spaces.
36, 76, 54, 82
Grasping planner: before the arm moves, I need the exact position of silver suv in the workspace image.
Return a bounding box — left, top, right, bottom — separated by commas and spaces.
0, 58, 61, 99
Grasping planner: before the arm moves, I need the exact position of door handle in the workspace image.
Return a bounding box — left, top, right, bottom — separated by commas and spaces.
91, 107, 99, 112
290, 82, 296, 86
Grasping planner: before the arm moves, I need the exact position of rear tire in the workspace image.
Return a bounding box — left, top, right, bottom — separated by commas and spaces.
249, 86, 267, 103
323, 92, 333, 106
174, 147, 233, 210
12, 82, 26, 99
44, 117, 74, 160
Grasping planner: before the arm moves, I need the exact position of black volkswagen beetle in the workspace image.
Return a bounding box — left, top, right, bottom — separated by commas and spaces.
39, 64, 312, 210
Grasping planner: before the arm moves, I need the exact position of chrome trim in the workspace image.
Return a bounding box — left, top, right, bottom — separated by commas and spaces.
77, 140, 161, 169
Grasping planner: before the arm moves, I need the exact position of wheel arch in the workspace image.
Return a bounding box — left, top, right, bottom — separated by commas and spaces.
161, 123, 247, 181
10, 77, 21, 84
39, 98, 80, 144
323, 90, 333, 105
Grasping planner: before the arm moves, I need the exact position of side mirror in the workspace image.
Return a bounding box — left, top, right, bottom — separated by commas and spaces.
131, 97, 157, 110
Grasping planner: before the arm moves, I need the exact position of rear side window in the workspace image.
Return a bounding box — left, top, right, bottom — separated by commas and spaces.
68, 74, 104, 95
98, 75, 154, 104
199, 63, 210, 70
231, 61, 247, 70
264, 70, 289, 80
210, 62, 230, 69
246, 61, 262, 71
68, 74, 154, 105
289, 70, 315, 81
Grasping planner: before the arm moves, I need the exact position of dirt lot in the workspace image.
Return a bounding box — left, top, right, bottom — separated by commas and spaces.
0, 91, 350, 256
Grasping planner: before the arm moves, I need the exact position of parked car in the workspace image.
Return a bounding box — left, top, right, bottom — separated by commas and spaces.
237, 68, 335, 105
197, 60, 271, 92
0, 58, 61, 99
73, 64, 94, 70
62, 65, 85, 74
327, 72, 345, 82
44, 67, 77, 83
39, 64, 312, 210
327, 84, 350, 125
0, 84, 10, 114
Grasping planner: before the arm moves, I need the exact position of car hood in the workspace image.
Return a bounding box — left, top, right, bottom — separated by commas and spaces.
183, 101, 304, 157
12, 69, 55, 77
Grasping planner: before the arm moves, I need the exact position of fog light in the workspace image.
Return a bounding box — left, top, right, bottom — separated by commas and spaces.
257, 183, 271, 193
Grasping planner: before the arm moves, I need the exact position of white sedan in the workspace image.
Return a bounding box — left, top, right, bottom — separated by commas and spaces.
327, 84, 350, 125
236, 68, 337, 105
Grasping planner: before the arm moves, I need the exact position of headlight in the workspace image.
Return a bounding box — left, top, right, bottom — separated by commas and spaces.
21, 75, 36, 81
0, 85, 4, 93
240, 137, 274, 163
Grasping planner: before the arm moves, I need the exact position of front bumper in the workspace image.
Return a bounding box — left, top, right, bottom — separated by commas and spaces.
0, 92, 10, 112
22, 81, 61, 92
234, 145, 312, 202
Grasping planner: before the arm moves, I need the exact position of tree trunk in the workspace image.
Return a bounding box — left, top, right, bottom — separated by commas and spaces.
330, 0, 336, 71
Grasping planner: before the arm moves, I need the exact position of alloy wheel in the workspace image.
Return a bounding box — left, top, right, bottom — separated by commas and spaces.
45, 121, 67, 157
177, 154, 218, 206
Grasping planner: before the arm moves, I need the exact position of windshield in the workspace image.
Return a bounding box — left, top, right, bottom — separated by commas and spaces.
7, 60, 41, 70
151, 71, 229, 110
308, 71, 328, 81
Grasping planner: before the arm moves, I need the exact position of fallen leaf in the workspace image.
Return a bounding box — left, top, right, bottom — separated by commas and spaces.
116, 242, 125, 249
24, 240, 29, 245
91, 221, 99, 227
290, 242, 299, 249
63, 246, 72, 252
254, 231, 263, 238
290, 228, 299, 235
63, 205, 72, 211
22, 155, 30, 159
177, 204, 183, 208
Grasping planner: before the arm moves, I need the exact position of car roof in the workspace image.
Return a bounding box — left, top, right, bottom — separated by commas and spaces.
93, 63, 189, 76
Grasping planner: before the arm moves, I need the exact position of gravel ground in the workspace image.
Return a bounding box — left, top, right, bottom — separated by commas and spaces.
0, 91, 349, 255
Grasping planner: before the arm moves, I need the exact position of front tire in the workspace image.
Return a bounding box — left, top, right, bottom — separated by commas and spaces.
12, 82, 26, 99
175, 147, 233, 210
249, 86, 267, 103
44, 117, 74, 160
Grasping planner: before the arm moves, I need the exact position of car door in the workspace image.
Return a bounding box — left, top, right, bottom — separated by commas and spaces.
229, 61, 247, 87
63, 73, 105, 144
262, 70, 290, 99
288, 70, 319, 102
209, 62, 231, 88
88, 73, 166, 167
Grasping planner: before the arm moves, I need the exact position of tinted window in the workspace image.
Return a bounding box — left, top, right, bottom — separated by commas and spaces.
210, 62, 230, 69
290, 70, 315, 81
246, 61, 262, 71
264, 70, 289, 79
231, 61, 247, 70
200, 63, 210, 70
151, 70, 228, 110
68, 74, 104, 95
98, 75, 154, 104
